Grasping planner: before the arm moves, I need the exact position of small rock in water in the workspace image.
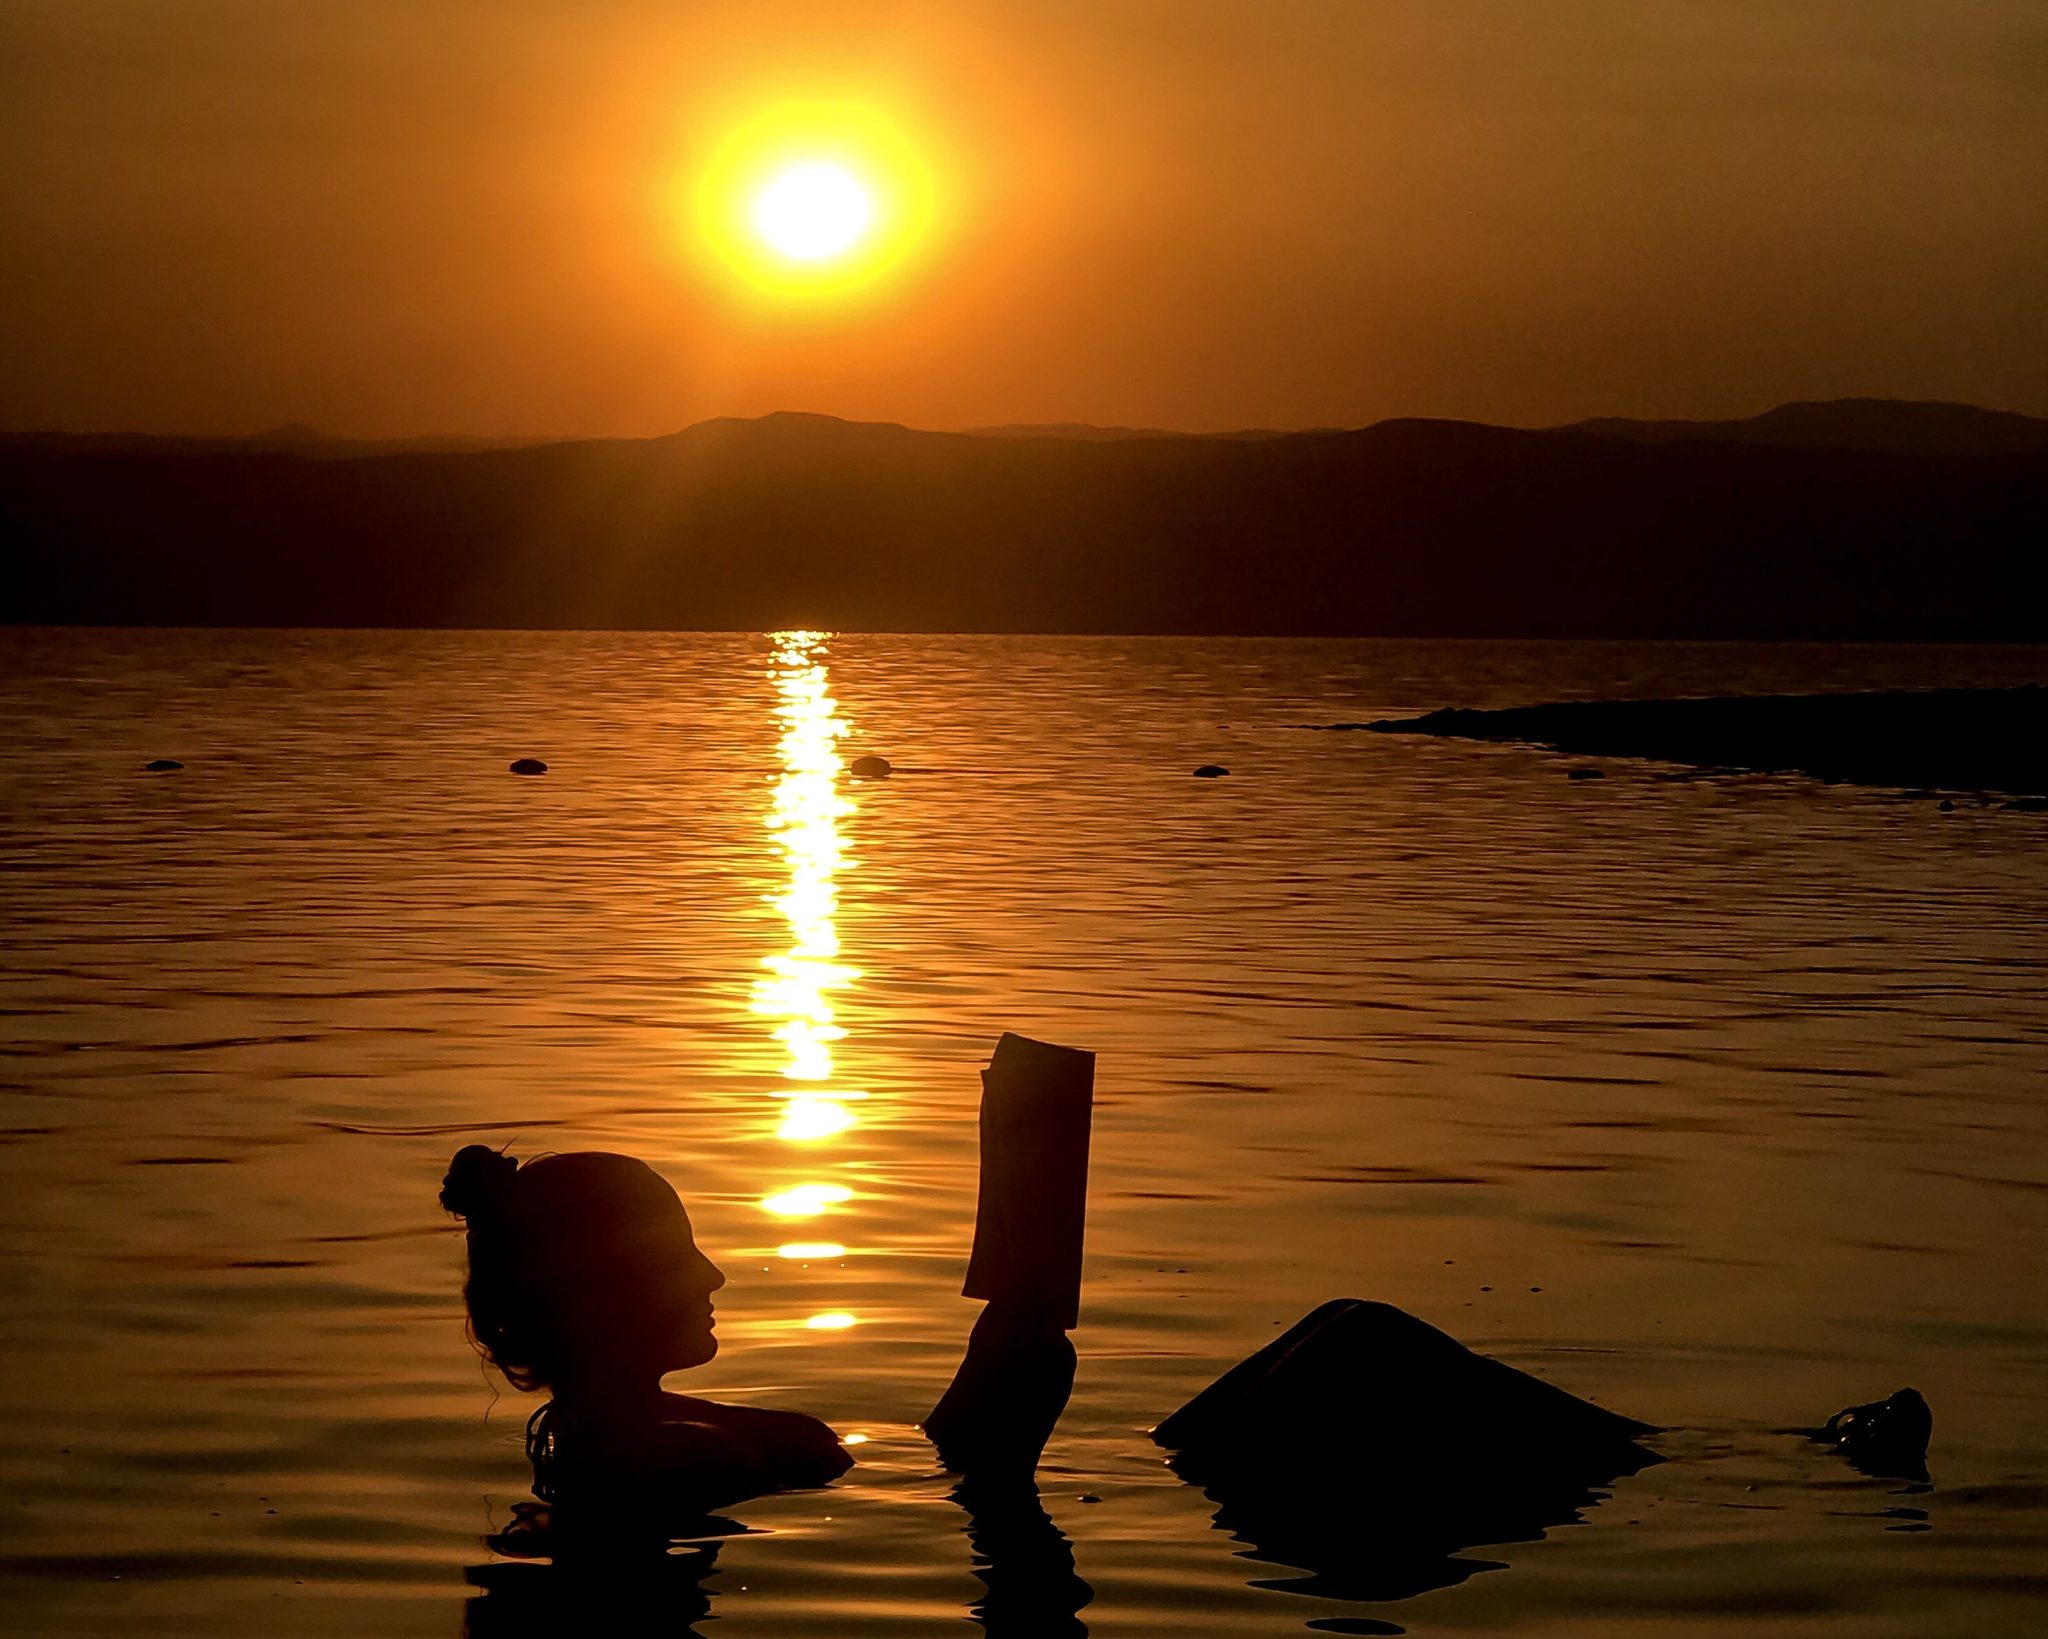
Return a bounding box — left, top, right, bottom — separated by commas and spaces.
509, 758, 548, 776
1567, 766, 1604, 781
1821, 1387, 1932, 1477
143, 758, 183, 772
1193, 765, 1229, 778
1938, 799, 1955, 812
849, 755, 892, 779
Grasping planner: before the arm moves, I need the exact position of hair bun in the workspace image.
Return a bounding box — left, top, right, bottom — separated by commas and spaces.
441, 1144, 519, 1220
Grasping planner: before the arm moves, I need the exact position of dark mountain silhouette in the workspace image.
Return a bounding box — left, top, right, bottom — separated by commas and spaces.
253, 421, 328, 447
964, 422, 1197, 442
3, 404, 2043, 634
1561, 398, 2048, 459
962, 423, 1315, 443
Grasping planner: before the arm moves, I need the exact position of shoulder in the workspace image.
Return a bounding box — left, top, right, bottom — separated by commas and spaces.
540, 1396, 852, 1514
658, 1395, 855, 1487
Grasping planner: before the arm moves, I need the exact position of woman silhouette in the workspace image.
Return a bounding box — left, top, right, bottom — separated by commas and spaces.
441, 1144, 852, 1518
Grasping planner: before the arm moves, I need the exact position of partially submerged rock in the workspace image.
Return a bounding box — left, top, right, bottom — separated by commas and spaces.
1817, 1387, 1932, 1479
1343, 686, 2048, 797
143, 758, 183, 772
1156, 1299, 1656, 1473
849, 755, 892, 779
1154, 1300, 1659, 1604
1192, 765, 1229, 778
509, 758, 548, 776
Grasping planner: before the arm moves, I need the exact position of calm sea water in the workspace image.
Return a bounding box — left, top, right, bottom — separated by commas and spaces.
2, 629, 2046, 1638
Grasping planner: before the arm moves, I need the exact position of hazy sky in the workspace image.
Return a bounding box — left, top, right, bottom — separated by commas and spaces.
3, 0, 2044, 436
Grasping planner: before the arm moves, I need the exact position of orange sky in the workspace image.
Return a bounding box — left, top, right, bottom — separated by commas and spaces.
3, 0, 2043, 437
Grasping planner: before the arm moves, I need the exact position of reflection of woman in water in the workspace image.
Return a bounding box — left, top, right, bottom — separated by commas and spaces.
441, 1144, 852, 1518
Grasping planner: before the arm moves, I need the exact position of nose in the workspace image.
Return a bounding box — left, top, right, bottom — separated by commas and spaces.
701, 1252, 726, 1294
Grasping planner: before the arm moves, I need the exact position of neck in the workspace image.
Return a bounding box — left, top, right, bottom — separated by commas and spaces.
551, 1361, 667, 1417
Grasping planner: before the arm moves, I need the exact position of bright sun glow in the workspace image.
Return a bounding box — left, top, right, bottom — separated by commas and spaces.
753, 162, 874, 263
691, 104, 936, 299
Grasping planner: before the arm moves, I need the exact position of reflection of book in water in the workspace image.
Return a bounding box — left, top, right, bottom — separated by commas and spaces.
962, 1033, 1094, 1330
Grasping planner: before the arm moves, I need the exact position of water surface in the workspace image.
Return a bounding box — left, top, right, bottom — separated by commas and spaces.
3, 630, 2045, 1636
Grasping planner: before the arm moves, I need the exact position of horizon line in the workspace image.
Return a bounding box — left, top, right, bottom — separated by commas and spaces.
5, 394, 2046, 448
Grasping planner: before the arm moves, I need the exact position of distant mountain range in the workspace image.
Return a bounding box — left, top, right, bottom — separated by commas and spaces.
962, 422, 1317, 443
1559, 399, 2048, 460
975, 399, 2048, 459
3, 399, 2043, 635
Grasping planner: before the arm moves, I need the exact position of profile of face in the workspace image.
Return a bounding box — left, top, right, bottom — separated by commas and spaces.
444, 1147, 729, 1390
571, 1174, 728, 1374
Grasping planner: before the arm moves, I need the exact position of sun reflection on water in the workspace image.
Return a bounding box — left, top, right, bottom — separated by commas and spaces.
778, 1095, 857, 1141
753, 631, 862, 1332
761, 1181, 853, 1218
753, 630, 856, 1092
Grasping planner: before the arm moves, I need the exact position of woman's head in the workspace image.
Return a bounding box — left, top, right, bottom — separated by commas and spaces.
441, 1146, 725, 1392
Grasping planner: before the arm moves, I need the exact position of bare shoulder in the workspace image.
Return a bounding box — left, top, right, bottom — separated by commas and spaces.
657, 1394, 855, 1486
542, 1395, 852, 1514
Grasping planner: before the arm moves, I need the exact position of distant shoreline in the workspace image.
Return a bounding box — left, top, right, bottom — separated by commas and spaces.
1349, 687, 2048, 799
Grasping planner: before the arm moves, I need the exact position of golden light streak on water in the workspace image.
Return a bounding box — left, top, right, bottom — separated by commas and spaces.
752, 630, 857, 1100
777, 1095, 857, 1141
751, 630, 865, 1336
778, 1242, 847, 1261
761, 1182, 853, 1218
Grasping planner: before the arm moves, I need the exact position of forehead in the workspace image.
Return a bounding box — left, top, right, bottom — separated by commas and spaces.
523, 1155, 694, 1244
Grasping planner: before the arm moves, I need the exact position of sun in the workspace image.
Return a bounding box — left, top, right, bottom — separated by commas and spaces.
688, 103, 937, 301
753, 162, 874, 264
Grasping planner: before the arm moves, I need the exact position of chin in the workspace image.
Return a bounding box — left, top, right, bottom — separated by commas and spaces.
675, 1331, 717, 1368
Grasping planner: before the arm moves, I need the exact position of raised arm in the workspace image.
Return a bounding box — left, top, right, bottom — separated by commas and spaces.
922, 1034, 1094, 1479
